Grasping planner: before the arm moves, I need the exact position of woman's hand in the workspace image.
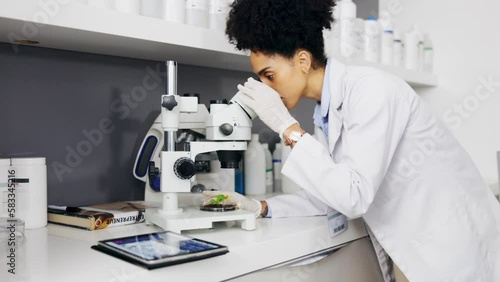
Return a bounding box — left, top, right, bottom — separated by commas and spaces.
236, 77, 298, 139
202, 191, 264, 218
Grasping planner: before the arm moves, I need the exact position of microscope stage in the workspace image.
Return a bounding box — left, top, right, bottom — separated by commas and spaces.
145, 206, 256, 233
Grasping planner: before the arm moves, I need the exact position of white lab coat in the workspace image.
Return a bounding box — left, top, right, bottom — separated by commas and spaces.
267, 58, 500, 281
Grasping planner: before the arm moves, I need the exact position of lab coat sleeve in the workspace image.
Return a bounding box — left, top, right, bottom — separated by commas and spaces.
282, 75, 411, 219
265, 189, 330, 218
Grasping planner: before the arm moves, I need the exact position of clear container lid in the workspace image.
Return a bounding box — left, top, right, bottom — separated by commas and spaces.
11, 157, 46, 166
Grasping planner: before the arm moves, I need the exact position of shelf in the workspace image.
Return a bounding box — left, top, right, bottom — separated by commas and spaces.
0, 1, 438, 87
348, 59, 439, 87
0, 1, 250, 71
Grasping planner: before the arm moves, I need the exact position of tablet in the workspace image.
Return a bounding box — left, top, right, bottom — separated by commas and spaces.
91, 231, 229, 269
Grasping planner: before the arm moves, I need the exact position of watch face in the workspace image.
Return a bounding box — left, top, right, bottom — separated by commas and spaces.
290, 131, 302, 141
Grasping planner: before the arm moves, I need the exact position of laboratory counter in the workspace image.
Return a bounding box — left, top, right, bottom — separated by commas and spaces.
1, 216, 370, 282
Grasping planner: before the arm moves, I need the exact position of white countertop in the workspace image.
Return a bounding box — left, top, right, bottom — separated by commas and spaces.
1, 216, 367, 282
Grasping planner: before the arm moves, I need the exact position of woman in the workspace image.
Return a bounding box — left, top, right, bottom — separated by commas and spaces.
204, 0, 500, 281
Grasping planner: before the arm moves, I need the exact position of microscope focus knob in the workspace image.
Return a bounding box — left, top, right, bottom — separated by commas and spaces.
162, 95, 178, 111
219, 123, 233, 136
174, 158, 196, 180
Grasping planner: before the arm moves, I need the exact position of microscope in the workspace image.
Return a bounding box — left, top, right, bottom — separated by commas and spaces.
133, 61, 257, 233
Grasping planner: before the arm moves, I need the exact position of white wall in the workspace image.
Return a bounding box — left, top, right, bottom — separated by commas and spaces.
379, 0, 500, 188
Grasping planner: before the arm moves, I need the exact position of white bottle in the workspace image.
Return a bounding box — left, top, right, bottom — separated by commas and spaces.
330, 5, 341, 56
0, 159, 10, 218
208, 0, 230, 31
162, 0, 185, 24
417, 31, 425, 72
272, 144, 282, 193
404, 25, 419, 70
114, 0, 140, 14
392, 30, 403, 67
10, 158, 47, 229
363, 17, 381, 63
261, 143, 273, 194
423, 33, 434, 73
141, 0, 162, 19
338, 0, 357, 59
244, 134, 266, 196
280, 145, 302, 194
380, 21, 394, 66
185, 0, 209, 28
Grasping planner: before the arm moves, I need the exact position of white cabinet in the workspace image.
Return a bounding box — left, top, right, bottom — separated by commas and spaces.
0, 1, 437, 87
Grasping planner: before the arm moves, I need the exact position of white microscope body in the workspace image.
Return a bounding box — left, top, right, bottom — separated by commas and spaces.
133, 61, 257, 233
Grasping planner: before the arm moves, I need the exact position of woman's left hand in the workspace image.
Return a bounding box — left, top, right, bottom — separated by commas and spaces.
237, 77, 298, 138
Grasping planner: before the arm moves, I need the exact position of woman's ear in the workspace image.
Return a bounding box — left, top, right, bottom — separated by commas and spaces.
296, 50, 312, 74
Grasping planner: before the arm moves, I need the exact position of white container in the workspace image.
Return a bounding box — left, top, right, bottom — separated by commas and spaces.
261, 143, 273, 194
141, 0, 162, 18
363, 17, 381, 63
423, 33, 434, 73
280, 145, 302, 194
162, 0, 185, 24
87, 0, 113, 9
208, 0, 230, 31
392, 30, 403, 67
404, 25, 419, 70
10, 158, 47, 229
338, 0, 357, 58
272, 144, 282, 193
381, 27, 394, 65
330, 5, 341, 56
114, 0, 140, 14
0, 159, 11, 218
185, 0, 208, 28
417, 31, 425, 72
244, 134, 266, 196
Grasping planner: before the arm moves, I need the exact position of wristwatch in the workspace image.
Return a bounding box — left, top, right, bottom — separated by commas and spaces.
285, 129, 306, 148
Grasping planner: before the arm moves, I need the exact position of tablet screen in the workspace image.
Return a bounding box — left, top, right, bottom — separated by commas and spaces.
102, 232, 222, 261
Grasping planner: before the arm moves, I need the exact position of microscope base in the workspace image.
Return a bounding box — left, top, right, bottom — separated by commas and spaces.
145, 207, 256, 233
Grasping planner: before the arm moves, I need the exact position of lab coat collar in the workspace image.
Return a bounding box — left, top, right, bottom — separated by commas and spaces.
327, 57, 347, 153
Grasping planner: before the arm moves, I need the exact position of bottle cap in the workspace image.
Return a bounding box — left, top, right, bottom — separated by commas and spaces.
367, 16, 377, 21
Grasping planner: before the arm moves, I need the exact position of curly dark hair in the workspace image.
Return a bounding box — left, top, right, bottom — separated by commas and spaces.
226, 0, 335, 68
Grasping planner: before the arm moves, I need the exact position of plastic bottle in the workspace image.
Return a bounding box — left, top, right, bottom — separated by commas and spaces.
330, 5, 341, 56
417, 30, 425, 72
261, 143, 273, 194
380, 21, 394, 65
185, 0, 209, 28
208, 0, 230, 31
280, 145, 302, 194
244, 134, 266, 196
404, 25, 419, 70
114, 0, 140, 14
338, 0, 357, 59
272, 144, 282, 193
392, 30, 403, 67
363, 17, 381, 63
141, 0, 162, 19
0, 159, 10, 218
162, 0, 185, 24
423, 33, 434, 73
